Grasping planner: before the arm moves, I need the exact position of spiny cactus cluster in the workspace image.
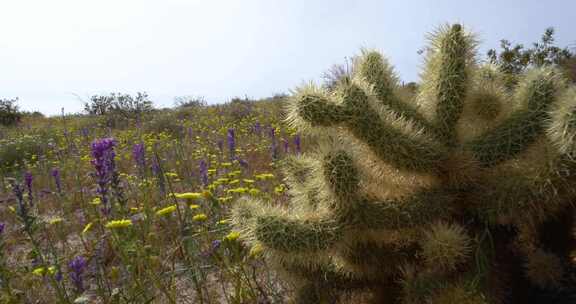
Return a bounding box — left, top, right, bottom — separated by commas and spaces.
231, 24, 576, 303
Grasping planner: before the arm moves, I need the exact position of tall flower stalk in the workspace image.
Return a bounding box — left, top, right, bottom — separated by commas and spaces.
90, 138, 117, 216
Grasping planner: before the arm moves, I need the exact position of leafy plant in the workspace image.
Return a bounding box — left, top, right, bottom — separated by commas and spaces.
487, 27, 574, 86
0, 98, 21, 127
84, 92, 154, 119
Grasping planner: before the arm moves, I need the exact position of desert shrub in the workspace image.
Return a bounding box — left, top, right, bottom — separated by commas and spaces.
487, 27, 574, 87
226, 96, 254, 121
0, 98, 22, 126
84, 92, 154, 124
143, 112, 185, 137
174, 95, 207, 108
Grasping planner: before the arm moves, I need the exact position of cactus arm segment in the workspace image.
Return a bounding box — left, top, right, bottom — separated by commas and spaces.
254, 215, 342, 252
434, 24, 470, 144
467, 69, 559, 167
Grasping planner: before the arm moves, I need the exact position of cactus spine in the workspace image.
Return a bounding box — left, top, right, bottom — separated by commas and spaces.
232, 24, 576, 303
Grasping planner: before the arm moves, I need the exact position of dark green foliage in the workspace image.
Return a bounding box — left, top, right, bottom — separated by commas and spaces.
84, 92, 154, 119
0, 98, 21, 126
487, 27, 574, 86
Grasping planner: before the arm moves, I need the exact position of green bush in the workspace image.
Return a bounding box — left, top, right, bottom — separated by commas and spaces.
0, 98, 22, 126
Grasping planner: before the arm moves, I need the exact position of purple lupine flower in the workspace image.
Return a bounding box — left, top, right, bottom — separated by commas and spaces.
91, 138, 117, 215
212, 240, 222, 251
227, 128, 236, 160
282, 138, 289, 154
0, 223, 5, 235
294, 134, 301, 154
51, 168, 62, 194
24, 172, 33, 205
80, 127, 90, 138
11, 183, 25, 214
188, 127, 194, 141
238, 158, 249, 169
217, 139, 224, 155
55, 270, 63, 282
199, 160, 208, 186
151, 154, 166, 195
68, 256, 86, 292
132, 143, 146, 174
253, 122, 262, 136
11, 182, 34, 231
269, 127, 279, 161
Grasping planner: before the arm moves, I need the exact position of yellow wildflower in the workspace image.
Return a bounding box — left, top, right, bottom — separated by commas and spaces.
165, 172, 178, 178
174, 192, 203, 200
249, 188, 261, 196
130, 207, 140, 213
90, 197, 101, 205
274, 184, 286, 194
105, 219, 133, 229
192, 214, 208, 222
218, 196, 233, 203
227, 187, 248, 194
82, 222, 93, 234
249, 243, 264, 258
217, 219, 229, 225
224, 231, 241, 242
155, 205, 177, 216
189, 204, 200, 210
49, 218, 63, 225
202, 190, 213, 199
32, 267, 46, 276
255, 173, 275, 180
48, 266, 57, 275
243, 179, 255, 184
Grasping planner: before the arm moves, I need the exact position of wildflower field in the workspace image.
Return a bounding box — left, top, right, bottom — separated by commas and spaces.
0, 98, 298, 303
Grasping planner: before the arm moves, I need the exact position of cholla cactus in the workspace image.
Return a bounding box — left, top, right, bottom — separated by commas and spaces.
231, 24, 576, 303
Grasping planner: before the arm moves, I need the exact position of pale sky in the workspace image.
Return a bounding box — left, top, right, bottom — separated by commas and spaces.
0, 0, 574, 115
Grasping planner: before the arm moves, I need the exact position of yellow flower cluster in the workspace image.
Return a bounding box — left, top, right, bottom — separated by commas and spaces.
192, 213, 208, 222
173, 192, 203, 200
156, 205, 177, 216
105, 219, 133, 229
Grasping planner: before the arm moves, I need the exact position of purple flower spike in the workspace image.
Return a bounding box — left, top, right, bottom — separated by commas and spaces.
238, 158, 249, 169
199, 160, 208, 186
51, 168, 62, 194
132, 143, 146, 174
282, 138, 289, 154
227, 128, 236, 160
269, 127, 279, 161
294, 134, 301, 154
24, 172, 33, 205
68, 256, 86, 292
0, 223, 5, 235
253, 122, 262, 136
212, 239, 222, 250
91, 138, 117, 215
